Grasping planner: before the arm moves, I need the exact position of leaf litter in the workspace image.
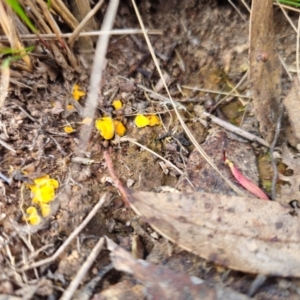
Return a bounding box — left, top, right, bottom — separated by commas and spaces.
2, 0, 300, 299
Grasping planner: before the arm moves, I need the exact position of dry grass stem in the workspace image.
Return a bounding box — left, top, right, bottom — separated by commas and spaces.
217, 71, 249, 106
275, 0, 297, 33
227, 0, 247, 22
273, 2, 300, 13
181, 85, 250, 99
60, 237, 105, 300
279, 54, 293, 81
240, 0, 251, 12
137, 84, 187, 110
35, 0, 64, 46
18, 194, 108, 272
270, 105, 284, 200
0, 29, 162, 41
131, 0, 245, 197
50, 0, 79, 29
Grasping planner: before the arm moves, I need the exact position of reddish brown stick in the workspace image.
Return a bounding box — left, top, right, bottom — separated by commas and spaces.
104, 151, 131, 207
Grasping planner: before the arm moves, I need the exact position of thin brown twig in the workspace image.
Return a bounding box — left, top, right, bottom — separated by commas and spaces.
104, 151, 131, 207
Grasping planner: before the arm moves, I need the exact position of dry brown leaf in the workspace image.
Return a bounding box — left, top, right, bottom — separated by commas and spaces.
106, 237, 250, 300
283, 78, 300, 142
249, 0, 281, 143
126, 190, 300, 277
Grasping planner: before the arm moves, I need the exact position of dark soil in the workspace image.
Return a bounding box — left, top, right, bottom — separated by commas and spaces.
0, 1, 299, 299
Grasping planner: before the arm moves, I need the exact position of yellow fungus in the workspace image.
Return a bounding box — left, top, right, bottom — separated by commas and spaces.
114, 120, 126, 137
72, 84, 86, 101
95, 117, 115, 140
147, 115, 160, 126
27, 175, 59, 204
67, 105, 74, 111
134, 115, 150, 128
64, 126, 75, 134
24, 207, 41, 225
112, 99, 123, 110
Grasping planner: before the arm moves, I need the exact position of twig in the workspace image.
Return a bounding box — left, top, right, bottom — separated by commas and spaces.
60, 237, 105, 300
0, 29, 162, 41
202, 112, 270, 147
0, 138, 16, 153
77, 0, 119, 155
12, 104, 36, 122
240, 0, 251, 12
270, 104, 284, 200
278, 54, 293, 81
104, 151, 131, 207
74, 264, 113, 299
48, 135, 67, 156
136, 84, 187, 110
18, 194, 108, 272
273, 2, 300, 13
228, 0, 247, 21
181, 85, 250, 99
215, 71, 249, 107
131, 0, 245, 197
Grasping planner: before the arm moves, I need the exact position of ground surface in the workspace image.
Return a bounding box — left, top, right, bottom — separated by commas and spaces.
1, 0, 300, 299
